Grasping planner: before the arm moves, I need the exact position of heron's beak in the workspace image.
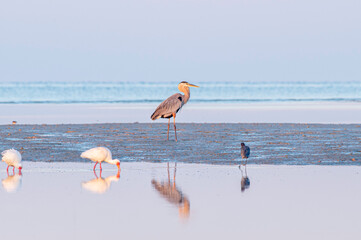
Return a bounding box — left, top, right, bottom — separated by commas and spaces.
187, 83, 199, 88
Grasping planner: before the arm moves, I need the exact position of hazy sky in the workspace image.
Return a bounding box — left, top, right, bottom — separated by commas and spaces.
0, 0, 360, 82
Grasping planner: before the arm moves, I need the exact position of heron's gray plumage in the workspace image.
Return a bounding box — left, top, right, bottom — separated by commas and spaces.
151, 179, 186, 204
151, 93, 184, 120
150, 81, 198, 141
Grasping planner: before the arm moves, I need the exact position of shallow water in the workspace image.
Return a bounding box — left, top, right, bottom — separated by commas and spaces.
1, 82, 361, 104
0, 123, 360, 165
0, 162, 360, 240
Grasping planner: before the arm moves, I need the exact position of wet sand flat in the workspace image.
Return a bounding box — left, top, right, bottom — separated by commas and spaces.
1, 123, 360, 165
1, 102, 361, 124
0, 162, 360, 240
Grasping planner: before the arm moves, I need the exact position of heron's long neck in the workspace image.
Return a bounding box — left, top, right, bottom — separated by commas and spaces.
180, 87, 190, 104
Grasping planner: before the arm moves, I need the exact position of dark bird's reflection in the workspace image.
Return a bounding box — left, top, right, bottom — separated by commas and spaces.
82, 170, 120, 194
2, 172, 22, 193
151, 162, 190, 219
239, 161, 250, 192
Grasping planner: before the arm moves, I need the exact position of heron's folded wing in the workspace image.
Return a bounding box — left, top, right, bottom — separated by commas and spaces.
151, 93, 184, 119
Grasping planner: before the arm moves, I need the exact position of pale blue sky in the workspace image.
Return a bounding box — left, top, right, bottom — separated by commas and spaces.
0, 0, 360, 82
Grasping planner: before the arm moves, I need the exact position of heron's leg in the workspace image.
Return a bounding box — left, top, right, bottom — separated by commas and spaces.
173, 113, 177, 142
13, 166, 15, 174
173, 162, 177, 188
93, 162, 98, 171
167, 118, 170, 140
167, 162, 170, 184
6, 165, 9, 173
99, 162, 102, 170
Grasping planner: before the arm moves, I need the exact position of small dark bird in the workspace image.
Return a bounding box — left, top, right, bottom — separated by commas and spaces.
241, 142, 250, 159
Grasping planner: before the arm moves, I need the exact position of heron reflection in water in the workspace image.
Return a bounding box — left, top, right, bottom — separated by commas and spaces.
2, 172, 22, 193
239, 162, 250, 192
151, 162, 190, 219
82, 170, 120, 194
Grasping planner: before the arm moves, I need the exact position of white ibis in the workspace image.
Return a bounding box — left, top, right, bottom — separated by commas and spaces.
1, 149, 23, 174
80, 147, 120, 171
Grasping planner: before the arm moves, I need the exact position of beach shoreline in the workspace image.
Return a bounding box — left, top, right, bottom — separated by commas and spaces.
1, 101, 361, 125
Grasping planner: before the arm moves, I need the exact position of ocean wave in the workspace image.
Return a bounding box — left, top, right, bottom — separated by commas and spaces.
1, 81, 360, 104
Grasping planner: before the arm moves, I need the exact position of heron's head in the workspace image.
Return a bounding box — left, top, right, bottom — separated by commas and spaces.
241, 143, 245, 147
178, 81, 199, 90
178, 198, 190, 219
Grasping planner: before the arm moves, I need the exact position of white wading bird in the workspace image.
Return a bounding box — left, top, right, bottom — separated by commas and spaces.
81, 147, 120, 171
2, 173, 22, 193
1, 149, 23, 173
151, 81, 199, 141
82, 171, 120, 194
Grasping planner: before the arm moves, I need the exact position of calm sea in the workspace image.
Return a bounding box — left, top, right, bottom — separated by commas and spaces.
0, 82, 360, 104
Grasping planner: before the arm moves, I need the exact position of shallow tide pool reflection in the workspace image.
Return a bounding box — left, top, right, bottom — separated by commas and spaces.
151, 162, 190, 219
82, 170, 120, 194
2, 172, 22, 193
239, 161, 251, 192
0, 162, 360, 240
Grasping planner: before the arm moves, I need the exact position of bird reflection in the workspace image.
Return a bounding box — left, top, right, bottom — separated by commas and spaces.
82, 170, 120, 194
239, 161, 250, 192
2, 172, 22, 193
151, 162, 190, 219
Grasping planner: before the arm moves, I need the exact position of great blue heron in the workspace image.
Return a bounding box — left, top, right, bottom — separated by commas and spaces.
150, 81, 199, 141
